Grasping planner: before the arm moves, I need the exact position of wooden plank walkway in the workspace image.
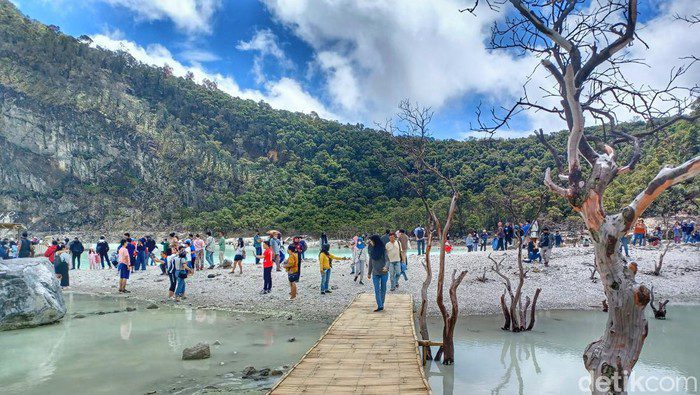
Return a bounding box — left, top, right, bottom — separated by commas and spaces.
269, 293, 431, 394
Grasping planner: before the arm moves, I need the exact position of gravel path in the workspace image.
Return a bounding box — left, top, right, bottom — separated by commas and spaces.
69, 244, 700, 321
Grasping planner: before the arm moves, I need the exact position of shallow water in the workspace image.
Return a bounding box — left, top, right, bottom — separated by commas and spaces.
0, 293, 327, 395
3, 295, 696, 394
425, 306, 700, 394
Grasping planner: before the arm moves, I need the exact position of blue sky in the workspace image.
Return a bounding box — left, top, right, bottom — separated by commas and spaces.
10, 0, 699, 139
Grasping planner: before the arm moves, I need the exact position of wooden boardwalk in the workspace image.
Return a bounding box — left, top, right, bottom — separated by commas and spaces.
269, 293, 431, 394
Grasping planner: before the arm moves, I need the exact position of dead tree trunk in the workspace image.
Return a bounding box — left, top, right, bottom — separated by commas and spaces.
649, 286, 669, 319
418, 224, 435, 361
489, 250, 541, 332
654, 231, 673, 276
434, 191, 468, 364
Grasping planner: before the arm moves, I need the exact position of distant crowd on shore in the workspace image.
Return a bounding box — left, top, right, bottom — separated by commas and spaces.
2, 217, 697, 311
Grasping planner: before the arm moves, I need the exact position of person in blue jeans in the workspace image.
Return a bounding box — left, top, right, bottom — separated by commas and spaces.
367, 235, 389, 312
414, 225, 426, 255
175, 249, 193, 301
318, 244, 348, 294
136, 238, 147, 270
619, 234, 630, 257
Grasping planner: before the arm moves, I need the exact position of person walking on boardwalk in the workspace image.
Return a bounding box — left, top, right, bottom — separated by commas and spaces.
367, 235, 389, 312
397, 229, 410, 282
283, 245, 300, 300
385, 233, 402, 291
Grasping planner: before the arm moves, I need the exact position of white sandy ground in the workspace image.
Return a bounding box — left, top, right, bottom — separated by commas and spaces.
69, 244, 700, 321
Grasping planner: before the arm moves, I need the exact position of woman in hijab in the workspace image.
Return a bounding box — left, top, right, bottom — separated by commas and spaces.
367, 235, 389, 312
54, 244, 70, 288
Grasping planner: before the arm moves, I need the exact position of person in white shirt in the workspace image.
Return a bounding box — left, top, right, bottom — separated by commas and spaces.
385, 233, 403, 291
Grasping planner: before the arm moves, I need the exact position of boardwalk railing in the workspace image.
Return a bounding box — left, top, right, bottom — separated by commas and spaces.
269, 293, 431, 394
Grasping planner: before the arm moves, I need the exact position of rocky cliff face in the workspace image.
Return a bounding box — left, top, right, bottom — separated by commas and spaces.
0, 86, 156, 230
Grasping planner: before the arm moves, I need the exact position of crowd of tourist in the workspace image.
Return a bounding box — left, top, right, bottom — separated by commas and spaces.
2, 217, 697, 311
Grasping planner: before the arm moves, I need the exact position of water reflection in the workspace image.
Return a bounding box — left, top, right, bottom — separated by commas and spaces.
426, 308, 700, 394
0, 294, 328, 395
120, 319, 132, 340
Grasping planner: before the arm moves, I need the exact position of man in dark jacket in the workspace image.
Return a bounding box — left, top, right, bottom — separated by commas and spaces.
96, 236, 110, 268
69, 237, 85, 269
18, 232, 32, 258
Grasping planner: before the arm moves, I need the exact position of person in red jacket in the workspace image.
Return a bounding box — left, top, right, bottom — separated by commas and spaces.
44, 240, 59, 264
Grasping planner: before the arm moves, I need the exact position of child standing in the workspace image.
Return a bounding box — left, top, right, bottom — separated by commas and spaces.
283, 245, 299, 300
319, 244, 349, 295
88, 248, 100, 270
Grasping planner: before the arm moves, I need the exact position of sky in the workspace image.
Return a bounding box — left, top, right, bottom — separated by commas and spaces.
9, 0, 700, 139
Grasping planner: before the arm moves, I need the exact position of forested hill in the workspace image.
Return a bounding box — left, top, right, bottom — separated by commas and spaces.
0, 1, 697, 236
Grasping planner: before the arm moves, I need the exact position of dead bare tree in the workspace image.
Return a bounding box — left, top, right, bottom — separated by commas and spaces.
654, 230, 674, 276
385, 99, 468, 365
467, 1, 700, 392
649, 285, 669, 319
488, 186, 546, 332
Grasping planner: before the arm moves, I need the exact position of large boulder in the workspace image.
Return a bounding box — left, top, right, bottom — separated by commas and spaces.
0, 257, 66, 331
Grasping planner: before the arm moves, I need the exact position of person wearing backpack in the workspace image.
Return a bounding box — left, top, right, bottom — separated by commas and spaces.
414, 225, 426, 255
538, 227, 553, 267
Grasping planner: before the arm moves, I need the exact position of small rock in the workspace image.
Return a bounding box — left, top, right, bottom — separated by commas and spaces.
213, 340, 221, 345
287, 337, 296, 342
182, 342, 211, 360
207, 274, 217, 279
96, 311, 106, 315
242, 366, 257, 377
126, 307, 137, 312
286, 315, 293, 320
270, 369, 283, 376
219, 362, 225, 366
146, 304, 159, 310
74, 314, 86, 319
258, 368, 271, 377
145, 391, 157, 395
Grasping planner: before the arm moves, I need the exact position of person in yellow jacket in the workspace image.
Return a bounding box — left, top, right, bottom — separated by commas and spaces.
283, 245, 300, 300
319, 243, 349, 295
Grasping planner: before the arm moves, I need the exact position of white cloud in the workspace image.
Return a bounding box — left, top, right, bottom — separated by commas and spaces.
264, 0, 698, 138
236, 29, 293, 84
103, 0, 221, 35
264, 0, 535, 126
89, 33, 338, 119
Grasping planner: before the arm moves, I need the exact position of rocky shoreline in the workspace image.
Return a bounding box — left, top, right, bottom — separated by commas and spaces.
68, 244, 700, 321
